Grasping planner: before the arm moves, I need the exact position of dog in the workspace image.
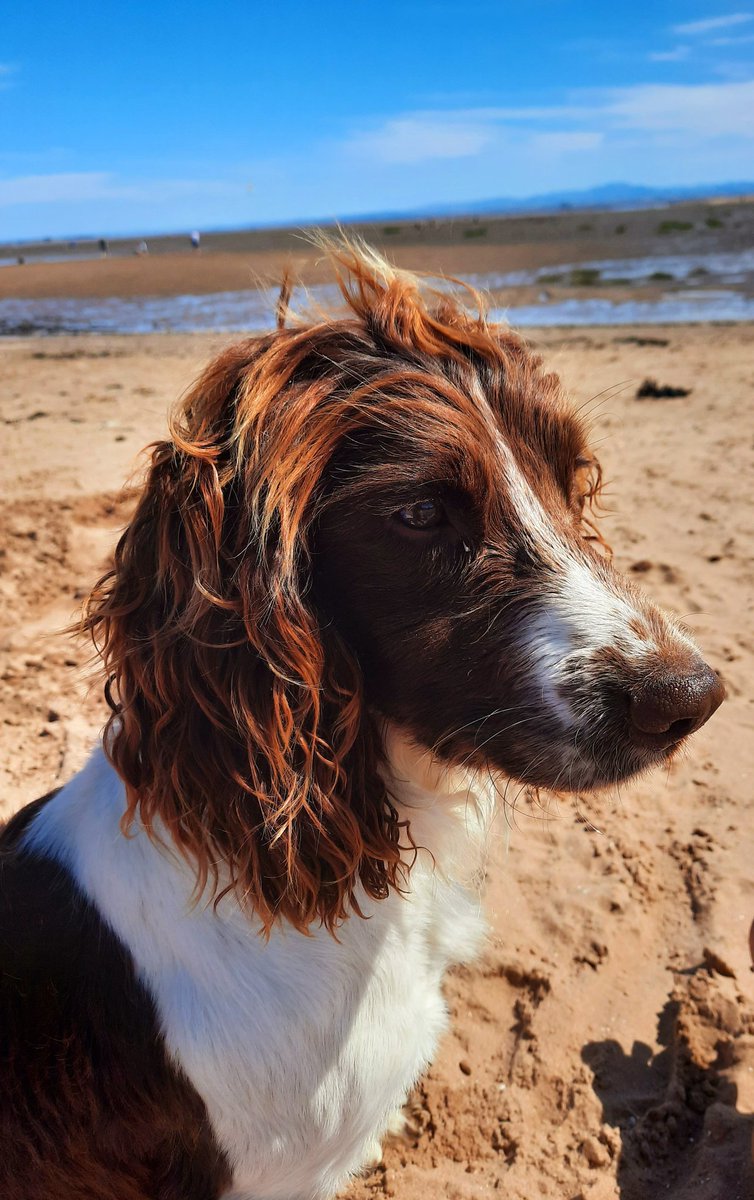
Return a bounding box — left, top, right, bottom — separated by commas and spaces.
0, 242, 724, 1200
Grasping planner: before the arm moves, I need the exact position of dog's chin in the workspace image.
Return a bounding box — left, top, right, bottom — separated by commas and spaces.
466, 736, 678, 794
394, 720, 682, 799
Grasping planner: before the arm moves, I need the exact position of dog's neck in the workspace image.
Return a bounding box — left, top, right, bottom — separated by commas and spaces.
381, 726, 499, 889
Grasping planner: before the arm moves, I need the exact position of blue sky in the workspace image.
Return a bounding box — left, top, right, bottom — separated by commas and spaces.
1, 1, 753, 239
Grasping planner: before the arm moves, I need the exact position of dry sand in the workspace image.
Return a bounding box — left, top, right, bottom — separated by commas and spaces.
1, 322, 753, 1199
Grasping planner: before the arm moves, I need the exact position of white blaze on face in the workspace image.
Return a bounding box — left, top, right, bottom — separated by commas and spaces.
493, 433, 687, 729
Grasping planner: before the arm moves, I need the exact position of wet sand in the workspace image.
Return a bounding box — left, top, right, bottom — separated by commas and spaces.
1, 323, 753, 1199
2, 196, 753, 299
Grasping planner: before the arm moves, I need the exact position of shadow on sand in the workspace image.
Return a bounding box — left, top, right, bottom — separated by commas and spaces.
582, 966, 754, 1200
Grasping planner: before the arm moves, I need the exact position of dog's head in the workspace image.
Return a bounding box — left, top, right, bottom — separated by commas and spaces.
86, 242, 723, 930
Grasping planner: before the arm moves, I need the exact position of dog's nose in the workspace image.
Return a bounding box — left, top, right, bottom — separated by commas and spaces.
628, 660, 725, 749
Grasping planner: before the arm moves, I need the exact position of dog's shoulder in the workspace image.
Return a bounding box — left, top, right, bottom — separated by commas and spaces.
1, 788, 75, 998
0, 787, 232, 1200
0, 785, 62, 847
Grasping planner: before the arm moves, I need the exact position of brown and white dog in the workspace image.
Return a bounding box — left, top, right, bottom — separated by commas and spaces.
0, 243, 724, 1200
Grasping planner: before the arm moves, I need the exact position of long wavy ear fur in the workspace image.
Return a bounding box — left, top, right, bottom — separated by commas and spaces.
83, 335, 405, 933
83, 237, 607, 931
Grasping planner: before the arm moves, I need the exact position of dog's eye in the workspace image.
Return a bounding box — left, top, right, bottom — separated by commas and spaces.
395, 499, 446, 530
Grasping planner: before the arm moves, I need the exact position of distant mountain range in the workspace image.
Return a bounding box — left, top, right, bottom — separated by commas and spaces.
8, 181, 753, 248
343, 181, 754, 224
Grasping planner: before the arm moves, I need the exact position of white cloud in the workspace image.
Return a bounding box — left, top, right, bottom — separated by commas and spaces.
673, 11, 753, 34
344, 114, 494, 163
529, 131, 604, 153
0, 63, 17, 90
607, 79, 754, 137
452, 105, 589, 122
709, 30, 754, 41
343, 80, 754, 170
0, 172, 109, 204
344, 105, 610, 164
0, 171, 244, 207
648, 45, 690, 61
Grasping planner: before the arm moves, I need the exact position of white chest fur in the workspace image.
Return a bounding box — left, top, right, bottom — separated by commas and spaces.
24, 741, 494, 1200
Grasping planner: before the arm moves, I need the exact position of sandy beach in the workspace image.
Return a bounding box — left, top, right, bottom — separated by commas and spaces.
2, 197, 753, 301
1, 304, 753, 1195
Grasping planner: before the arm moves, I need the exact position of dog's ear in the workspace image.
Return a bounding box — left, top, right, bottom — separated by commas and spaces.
83, 340, 405, 932
576, 453, 612, 556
